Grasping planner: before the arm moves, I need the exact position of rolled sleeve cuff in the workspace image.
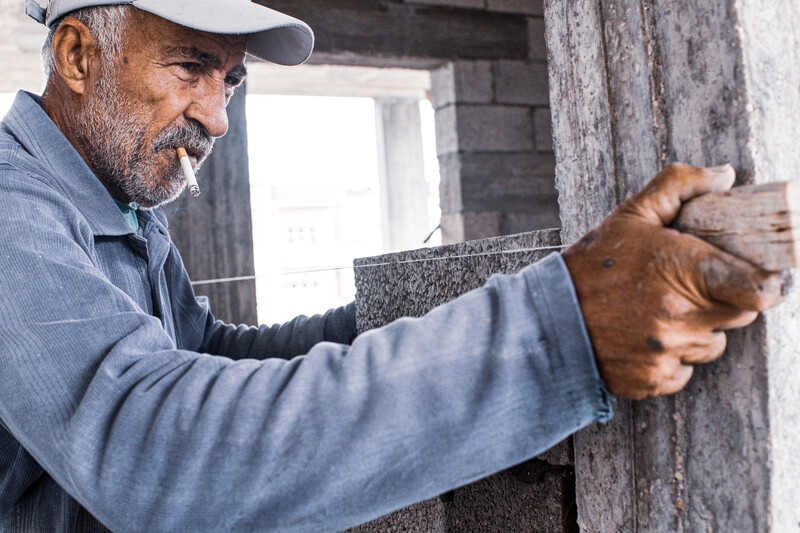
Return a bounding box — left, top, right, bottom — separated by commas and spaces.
525, 252, 614, 423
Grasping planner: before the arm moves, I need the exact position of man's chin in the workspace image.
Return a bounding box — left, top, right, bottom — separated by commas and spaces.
137, 188, 185, 210
122, 174, 186, 210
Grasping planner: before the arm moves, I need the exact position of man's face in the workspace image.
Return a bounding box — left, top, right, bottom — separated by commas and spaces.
76, 9, 247, 209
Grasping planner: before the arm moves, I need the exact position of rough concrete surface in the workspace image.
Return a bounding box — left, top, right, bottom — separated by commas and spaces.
347, 498, 446, 533
354, 228, 562, 329
348, 229, 576, 532
545, 0, 800, 530
446, 465, 577, 533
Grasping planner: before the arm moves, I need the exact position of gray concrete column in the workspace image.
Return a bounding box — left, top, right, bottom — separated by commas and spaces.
544, 1, 800, 530
374, 98, 431, 252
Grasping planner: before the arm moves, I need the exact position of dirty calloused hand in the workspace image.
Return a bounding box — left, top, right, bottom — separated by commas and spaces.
562, 163, 785, 400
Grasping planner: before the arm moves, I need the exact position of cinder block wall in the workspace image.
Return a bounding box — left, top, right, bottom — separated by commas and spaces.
265, 0, 559, 243
423, 1, 559, 242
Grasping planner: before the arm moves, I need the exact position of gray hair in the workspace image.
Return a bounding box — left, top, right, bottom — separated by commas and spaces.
41, 5, 131, 80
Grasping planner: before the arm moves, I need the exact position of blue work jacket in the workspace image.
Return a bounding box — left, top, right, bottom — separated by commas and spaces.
0, 91, 611, 532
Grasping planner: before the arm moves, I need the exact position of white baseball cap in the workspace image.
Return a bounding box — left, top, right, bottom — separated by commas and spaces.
25, 0, 314, 65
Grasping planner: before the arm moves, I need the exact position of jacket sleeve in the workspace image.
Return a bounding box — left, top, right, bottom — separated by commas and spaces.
199, 302, 357, 360
0, 169, 612, 532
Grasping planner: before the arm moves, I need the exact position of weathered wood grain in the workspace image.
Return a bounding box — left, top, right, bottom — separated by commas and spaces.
545, 0, 800, 531
674, 180, 800, 271
543, 2, 636, 531
255, 0, 528, 68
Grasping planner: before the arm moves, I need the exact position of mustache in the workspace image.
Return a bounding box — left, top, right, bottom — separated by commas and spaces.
152, 121, 214, 160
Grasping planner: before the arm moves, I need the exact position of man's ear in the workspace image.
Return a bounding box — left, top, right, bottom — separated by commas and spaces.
50, 17, 98, 95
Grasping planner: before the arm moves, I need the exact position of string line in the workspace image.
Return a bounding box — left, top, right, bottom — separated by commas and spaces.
190, 244, 568, 287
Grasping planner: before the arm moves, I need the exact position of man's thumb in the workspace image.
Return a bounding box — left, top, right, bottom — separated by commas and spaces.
618, 162, 736, 227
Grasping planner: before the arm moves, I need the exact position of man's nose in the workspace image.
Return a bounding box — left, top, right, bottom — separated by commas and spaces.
185, 81, 230, 139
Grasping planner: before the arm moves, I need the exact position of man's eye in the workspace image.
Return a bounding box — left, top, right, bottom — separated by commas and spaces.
225, 75, 244, 87
178, 62, 201, 73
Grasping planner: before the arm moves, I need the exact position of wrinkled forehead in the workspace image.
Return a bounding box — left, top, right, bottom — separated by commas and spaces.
127, 9, 248, 64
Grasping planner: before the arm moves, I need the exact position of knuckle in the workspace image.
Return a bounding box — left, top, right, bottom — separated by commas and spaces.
659, 365, 694, 395
709, 332, 728, 356
654, 356, 679, 377
660, 293, 693, 319
729, 310, 758, 328
664, 162, 688, 174
757, 271, 786, 308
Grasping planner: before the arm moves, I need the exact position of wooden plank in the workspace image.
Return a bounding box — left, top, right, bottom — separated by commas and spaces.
255, 0, 528, 66
543, 3, 637, 532
674, 180, 800, 271
543, 0, 617, 245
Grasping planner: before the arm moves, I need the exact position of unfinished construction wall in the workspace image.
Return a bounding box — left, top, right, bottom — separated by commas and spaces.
261, 0, 558, 243
544, 1, 800, 531
427, 2, 557, 242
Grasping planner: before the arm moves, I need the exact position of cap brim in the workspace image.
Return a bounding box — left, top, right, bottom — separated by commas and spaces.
133, 0, 314, 65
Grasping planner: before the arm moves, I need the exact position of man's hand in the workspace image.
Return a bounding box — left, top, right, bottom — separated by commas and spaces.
563, 163, 785, 399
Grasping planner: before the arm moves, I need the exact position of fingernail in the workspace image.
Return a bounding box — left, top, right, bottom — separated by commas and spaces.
709, 163, 733, 174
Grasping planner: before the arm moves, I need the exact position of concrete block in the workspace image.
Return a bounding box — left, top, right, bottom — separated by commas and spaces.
440, 212, 469, 243
536, 438, 573, 466
438, 153, 464, 215
438, 152, 557, 213
354, 226, 561, 331
431, 61, 494, 109
446, 465, 575, 532
353, 229, 571, 531
345, 498, 445, 532
435, 105, 535, 154
486, 0, 543, 16
534, 106, 554, 152
434, 105, 460, 155
494, 60, 550, 106
527, 16, 548, 61
441, 208, 560, 241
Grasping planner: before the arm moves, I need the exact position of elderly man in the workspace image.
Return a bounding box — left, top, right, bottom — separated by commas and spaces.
0, 0, 783, 531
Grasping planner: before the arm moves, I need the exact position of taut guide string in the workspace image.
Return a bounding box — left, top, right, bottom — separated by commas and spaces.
190, 244, 568, 287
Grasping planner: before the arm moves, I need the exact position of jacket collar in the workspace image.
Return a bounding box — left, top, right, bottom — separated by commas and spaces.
3, 90, 147, 237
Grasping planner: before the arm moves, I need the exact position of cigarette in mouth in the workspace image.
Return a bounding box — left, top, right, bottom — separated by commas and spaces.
177, 147, 201, 198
